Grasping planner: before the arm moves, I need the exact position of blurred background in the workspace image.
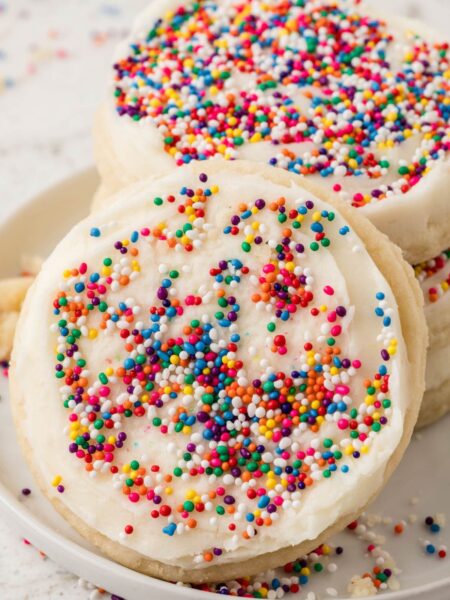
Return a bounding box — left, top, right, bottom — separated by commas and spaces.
0, 0, 449, 597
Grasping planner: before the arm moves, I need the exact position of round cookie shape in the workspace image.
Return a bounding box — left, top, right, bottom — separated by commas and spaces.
11, 161, 426, 583
95, 0, 450, 263
414, 248, 450, 427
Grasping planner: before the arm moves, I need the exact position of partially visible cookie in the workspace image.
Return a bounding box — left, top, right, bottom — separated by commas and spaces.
10, 160, 426, 583
0, 276, 34, 359
95, 0, 450, 263
415, 249, 450, 427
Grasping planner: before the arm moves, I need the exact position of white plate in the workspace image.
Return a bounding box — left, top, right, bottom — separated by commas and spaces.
0, 170, 449, 600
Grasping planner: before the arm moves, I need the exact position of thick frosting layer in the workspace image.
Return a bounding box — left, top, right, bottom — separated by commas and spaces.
14, 164, 408, 570
101, 0, 450, 260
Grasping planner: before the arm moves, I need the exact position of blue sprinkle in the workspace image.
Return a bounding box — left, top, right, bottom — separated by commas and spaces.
123, 358, 135, 370
163, 523, 177, 536
376, 292, 385, 300
90, 227, 101, 237
426, 544, 436, 554
375, 307, 384, 317
74, 283, 85, 293
339, 226, 350, 235
271, 578, 280, 590
341, 465, 349, 473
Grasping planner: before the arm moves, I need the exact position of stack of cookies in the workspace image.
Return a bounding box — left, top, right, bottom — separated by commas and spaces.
6, 0, 450, 586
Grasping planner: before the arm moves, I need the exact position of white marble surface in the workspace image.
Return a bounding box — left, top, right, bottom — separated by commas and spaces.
0, 0, 449, 598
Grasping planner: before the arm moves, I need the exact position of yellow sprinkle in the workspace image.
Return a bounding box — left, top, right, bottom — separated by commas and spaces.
52, 475, 62, 487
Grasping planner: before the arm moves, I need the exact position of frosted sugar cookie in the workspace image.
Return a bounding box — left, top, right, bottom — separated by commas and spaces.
94, 0, 450, 263
414, 249, 450, 427
11, 161, 426, 583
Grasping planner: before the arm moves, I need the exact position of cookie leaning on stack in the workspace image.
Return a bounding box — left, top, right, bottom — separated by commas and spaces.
10, 160, 426, 583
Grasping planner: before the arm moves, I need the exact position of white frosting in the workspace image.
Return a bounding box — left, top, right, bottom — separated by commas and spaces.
13, 164, 409, 570
97, 0, 450, 261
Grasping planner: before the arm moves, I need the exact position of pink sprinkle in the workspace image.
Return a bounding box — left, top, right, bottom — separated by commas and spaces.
336, 384, 350, 395
263, 264, 275, 273
323, 285, 334, 295
338, 418, 349, 430
129, 493, 140, 503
